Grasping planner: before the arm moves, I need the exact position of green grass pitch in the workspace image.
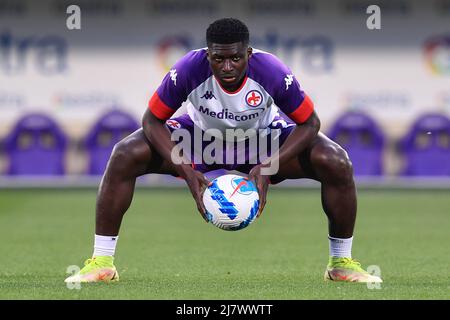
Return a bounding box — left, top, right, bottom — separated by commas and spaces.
0, 187, 448, 299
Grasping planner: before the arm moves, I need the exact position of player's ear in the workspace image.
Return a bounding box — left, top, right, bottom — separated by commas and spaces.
247, 47, 253, 58
206, 48, 210, 62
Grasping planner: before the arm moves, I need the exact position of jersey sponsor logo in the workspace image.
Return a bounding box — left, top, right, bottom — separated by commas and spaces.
284, 74, 294, 90
200, 91, 216, 100
169, 69, 177, 86
198, 105, 263, 122
166, 119, 181, 129
245, 90, 263, 107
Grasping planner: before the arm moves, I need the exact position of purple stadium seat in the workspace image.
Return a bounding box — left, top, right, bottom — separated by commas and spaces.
328, 111, 385, 176
4, 113, 67, 175
400, 113, 450, 176
85, 110, 140, 175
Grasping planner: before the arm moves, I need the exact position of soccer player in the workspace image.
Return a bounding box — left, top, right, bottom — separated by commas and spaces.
65, 18, 382, 283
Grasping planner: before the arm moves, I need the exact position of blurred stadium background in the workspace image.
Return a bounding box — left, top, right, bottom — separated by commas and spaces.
0, 0, 449, 300
0, 0, 449, 187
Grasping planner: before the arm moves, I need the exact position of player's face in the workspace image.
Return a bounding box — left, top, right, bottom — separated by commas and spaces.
207, 42, 252, 92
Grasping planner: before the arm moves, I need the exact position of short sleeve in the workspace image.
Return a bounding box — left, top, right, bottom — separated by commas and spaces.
273, 74, 314, 124
148, 49, 210, 120
248, 51, 314, 124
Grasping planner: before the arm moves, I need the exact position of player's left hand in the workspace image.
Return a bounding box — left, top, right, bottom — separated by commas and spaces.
248, 164, 270, 218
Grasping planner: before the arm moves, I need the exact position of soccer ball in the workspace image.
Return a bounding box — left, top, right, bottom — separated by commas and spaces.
203, 174, 260, 231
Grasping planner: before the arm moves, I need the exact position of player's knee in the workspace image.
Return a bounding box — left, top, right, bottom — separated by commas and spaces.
109, 137, 146, 172
312, 144, 353, 184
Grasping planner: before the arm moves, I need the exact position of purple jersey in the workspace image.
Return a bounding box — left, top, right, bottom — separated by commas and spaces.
149, 48, 314, 135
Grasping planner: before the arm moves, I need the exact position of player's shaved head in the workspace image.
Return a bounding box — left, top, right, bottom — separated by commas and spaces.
206, 18, 249, 47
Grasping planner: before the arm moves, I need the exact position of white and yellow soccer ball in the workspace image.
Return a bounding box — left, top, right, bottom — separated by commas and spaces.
203, 174, 260, 231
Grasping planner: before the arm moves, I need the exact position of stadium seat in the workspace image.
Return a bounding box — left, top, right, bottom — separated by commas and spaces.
4, 113, 67, 175
85, 110, 140, 175
399, 113, 450, 176
328, 111, 385, 176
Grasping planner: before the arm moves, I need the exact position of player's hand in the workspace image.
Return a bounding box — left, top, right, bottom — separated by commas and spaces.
248, 164, 270, 218
182, 166, 210, 222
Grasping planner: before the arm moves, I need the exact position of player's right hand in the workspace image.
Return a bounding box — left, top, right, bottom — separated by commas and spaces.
181, 166, 209, 222
248, 164, 270, 218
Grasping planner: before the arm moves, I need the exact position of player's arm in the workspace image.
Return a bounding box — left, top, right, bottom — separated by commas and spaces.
248, 111, 319, 217
142, 50, 210, 221
272, 75, 319, 167
142, 108, 209, 221
273, 110, 320, 167
249, 65, 318, 216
